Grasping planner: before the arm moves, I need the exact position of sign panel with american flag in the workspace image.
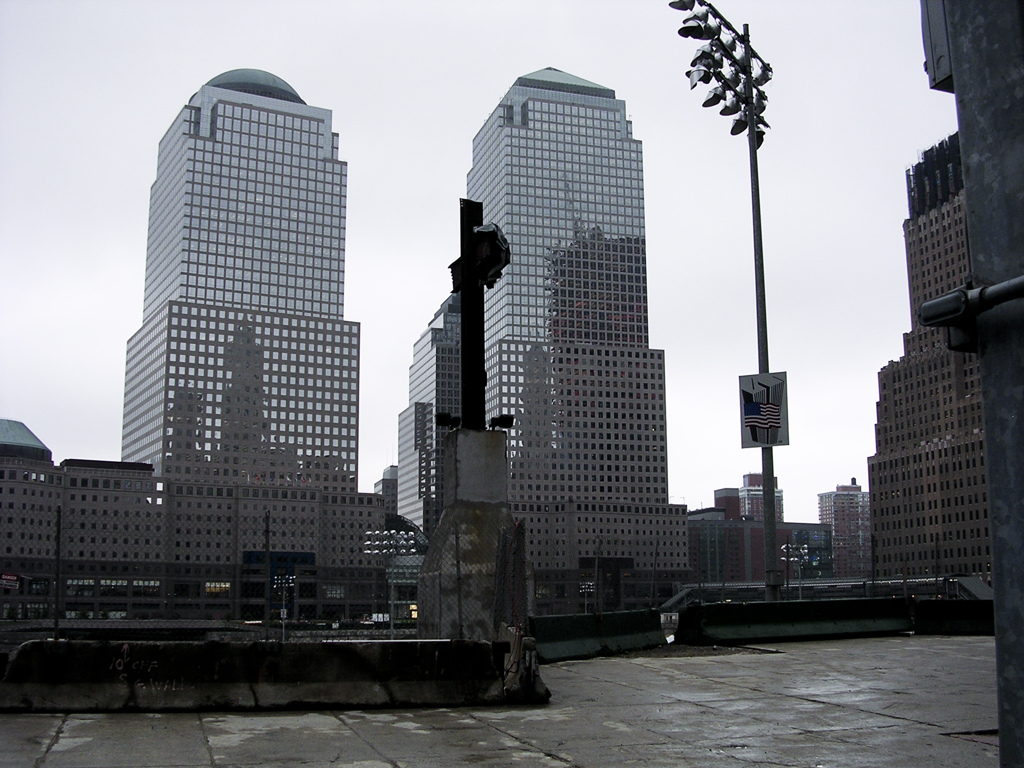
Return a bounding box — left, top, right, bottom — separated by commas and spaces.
739, 372, 789, 448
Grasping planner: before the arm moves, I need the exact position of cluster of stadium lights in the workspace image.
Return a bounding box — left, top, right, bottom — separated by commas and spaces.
669, 0, 773, 146
671, 0, 784, 601
363, 529, 419, 557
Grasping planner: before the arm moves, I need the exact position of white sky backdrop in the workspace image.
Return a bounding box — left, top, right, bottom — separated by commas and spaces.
0, 0, 958, 522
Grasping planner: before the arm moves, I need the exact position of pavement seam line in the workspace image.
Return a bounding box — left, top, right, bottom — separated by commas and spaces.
329, 711, 401, 768
688, 674, 962, 732
574, 656, 987, 739
35, 713, 68, 768
466, 711, 581, 767
197, 713, 218, 767
644, 664, 971, 734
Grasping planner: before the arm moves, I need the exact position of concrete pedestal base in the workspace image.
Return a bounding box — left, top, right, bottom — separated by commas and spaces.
418, 429, 523, 642
416, 429, 545, 702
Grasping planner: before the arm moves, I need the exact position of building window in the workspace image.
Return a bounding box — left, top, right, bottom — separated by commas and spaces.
205, 581, 231, 597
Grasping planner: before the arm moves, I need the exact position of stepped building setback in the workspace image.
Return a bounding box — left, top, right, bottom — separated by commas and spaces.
396, 296, 462, 540
456, 68, 687, 613
1, 71, 391, 624
868, 134, 990, 581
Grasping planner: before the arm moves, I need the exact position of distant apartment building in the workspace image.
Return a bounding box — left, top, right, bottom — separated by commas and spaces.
868, 134, 990, 581
818, 478, 871, 578
714, 473, 784, 522
687, 507, 832, 585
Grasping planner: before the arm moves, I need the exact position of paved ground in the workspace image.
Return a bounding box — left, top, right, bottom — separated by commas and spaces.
1, 635, 997, 767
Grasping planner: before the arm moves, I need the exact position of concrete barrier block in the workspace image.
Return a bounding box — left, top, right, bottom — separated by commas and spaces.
531, 609, 666, 663
678, 598, 914, 645
0, 638, 518, 711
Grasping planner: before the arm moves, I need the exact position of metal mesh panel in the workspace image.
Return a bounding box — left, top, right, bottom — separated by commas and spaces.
417, 510, 529, 642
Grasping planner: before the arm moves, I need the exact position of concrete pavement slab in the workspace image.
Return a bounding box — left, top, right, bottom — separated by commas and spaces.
203, 713, 373, 768
339, 709, 564, 767
0, 715, 62, 768
42, 713, 210, 768
0, 635, 997, 768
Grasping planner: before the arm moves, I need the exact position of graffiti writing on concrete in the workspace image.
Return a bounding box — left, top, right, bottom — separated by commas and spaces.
108, 643, 190, 691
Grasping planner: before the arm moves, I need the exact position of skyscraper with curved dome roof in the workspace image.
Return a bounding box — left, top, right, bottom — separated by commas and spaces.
464, 68, 687, 612
122, 69, 360, 492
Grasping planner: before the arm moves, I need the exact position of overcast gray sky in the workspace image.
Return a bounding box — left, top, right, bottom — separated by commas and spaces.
0, 0, 958, 522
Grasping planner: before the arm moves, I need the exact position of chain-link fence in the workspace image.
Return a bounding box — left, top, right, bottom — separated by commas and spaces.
417, 507, 529, 642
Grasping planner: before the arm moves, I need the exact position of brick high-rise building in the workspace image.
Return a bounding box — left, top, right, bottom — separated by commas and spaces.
714, 473, 784, 522
868, 134, 990, 581
818, 478, 871, 579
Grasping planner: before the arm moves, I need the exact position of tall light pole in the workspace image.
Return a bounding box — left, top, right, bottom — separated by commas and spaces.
364, 529, 420, 639
669, 0, 783, 601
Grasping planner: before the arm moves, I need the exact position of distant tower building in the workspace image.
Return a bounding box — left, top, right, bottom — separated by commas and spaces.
396, 295, 461, 539
868, 134, 990, 580
462, 67, 685, 613
375, 465, 398, 516
818, 478, 871, 578
715, 473, 783, 522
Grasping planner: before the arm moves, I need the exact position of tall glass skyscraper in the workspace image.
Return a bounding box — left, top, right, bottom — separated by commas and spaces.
122, 70, 360, 491
3, 70, 391, 623
396, 295, 461, 538
464, 69, 686, 613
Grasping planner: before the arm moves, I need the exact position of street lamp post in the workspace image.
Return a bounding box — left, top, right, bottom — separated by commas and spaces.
780, 543, 808, 600
363, 529, 420, 639
669, 0, 783, 601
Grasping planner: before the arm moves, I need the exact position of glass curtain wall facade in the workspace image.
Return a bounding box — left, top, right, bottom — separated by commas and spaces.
396, 295, 461, 539
108, 71, 387, 623
122, 70, 358, 489
465, 68, 685, 614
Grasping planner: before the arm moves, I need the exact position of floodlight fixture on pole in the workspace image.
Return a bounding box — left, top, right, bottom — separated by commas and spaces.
670, 0, 783, 601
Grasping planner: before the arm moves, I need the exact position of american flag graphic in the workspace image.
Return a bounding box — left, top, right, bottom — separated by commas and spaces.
740, 372, 788, 448
743, 401, 782, 429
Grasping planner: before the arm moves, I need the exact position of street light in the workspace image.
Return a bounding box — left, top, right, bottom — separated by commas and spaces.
669, 0, 783, 601
780, 543, 808, 600
363, 529, 423, 639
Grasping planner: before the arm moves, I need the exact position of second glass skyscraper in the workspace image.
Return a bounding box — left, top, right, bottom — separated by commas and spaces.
466, 68, 686, 613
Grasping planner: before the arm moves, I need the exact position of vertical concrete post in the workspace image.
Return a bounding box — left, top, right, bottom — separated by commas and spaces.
945, 3, 1024, 763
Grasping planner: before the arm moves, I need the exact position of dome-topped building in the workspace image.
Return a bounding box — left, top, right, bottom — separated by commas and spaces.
202, 68, 306, 104
0, 419, 51, 462
123, 70, 357, 488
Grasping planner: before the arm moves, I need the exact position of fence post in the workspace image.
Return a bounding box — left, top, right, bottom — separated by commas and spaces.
455, 524, 464, 639
53, 504, 62, 640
